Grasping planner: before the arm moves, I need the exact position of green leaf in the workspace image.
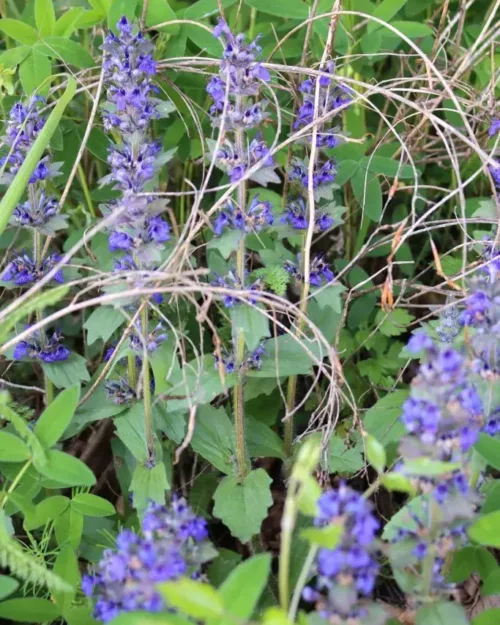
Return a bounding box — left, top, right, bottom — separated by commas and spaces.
230, 305, 270, 351
53, 544, 79, 612
0, 432, 30, 462
351, 169, 382, 222
367, 0, 408, 32
361, 155, 417, 179
301, 524, 343, 549
0, 285, 69, 346
402, 458, 461, 476
114, 403, 149, 462
34, 385, 80, 449
380, 472, 415, 494
184, 0, 237, 19
26, 495, 70, 530
130, 462, 170, 513
207, 230, 243, 259
35, 0, 56, 36
54, 507, 83, 549
245, 0, 308, 19
482, 568, 500, 596
42, 353, 90, 389
0, 19, 38, 44
474, 609, 500, 625
416, 601, 469, 625
218, 554, 271, 621
19, 50, 51, 98
111, 615, 190, 625
84, 307, 125, 345
475, 434, 500, 471
159, 579, 224, 620
36, 450, 96, 487
365, 434, 386, 473
449, 546, 497, 584
327, 436, 364, 474
34, 38, 95, 69
360, 30, 383, 55
247, 334, 323, 378
190, 405, 234, 475
246, 418, 285, 460
0, 46, 31, 68
0, 76, 76, 236
0, 598, 61, 622
54, 8, 85, 37
213, 469, 273, 543
469, 511, 500, 547
108, 0, 139, 32
71, 493, 115, 517
0, 576, 19, 601
375, 308, 415, 336
313, 283, 345, 313
363, 390, 408, 445
388, 21, 433, 38
145, 0, 180, 34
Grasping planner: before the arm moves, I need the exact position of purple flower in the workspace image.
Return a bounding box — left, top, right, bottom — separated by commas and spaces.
489, 118, 500, 137
2, 253, 64, 286
281, 197, 333, 232
130, 322, 168, 353
10, 191, 65, 233
105, 379, 136, 405
289, 158, 337, 189
13, 329, 70, 363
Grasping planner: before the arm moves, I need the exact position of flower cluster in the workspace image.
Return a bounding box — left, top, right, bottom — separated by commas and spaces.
284, 254, 334, 287
129, 322, 168, 353
213, 195, 273, 235
295, 61, 350, 148
100, 17, 170, 266
105, 378, 136, 405
303, 484, 382, 624
281, 196, 333, 232
460, 240, 500, 374
289, 159, 336, 190
82, 497, 214, 622
211, 271, 264, 307
13, 329, 70, 363
214, 341, 267, 373
2, 253, 64, 286
215, 136, 274, 184
435, 299, 460, 344
489, 117, 500, 138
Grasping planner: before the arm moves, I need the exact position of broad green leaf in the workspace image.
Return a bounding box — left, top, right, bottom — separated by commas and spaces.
111, 614, 190, 625
71, 493, 115, 517
0, 576, 18, 601
367, 0, 408, 32
380, 472, 415, 494
382, 495, 426, 540
388, 21, 433, 38
449, 546, 497, 583
26, 495, 70, 530
191, 405, 234, 475
19, 50, 51, 97
365, 434, 386, 473
0, 76, 76, 236
0, 46, 31, 68
149, 338, 181, 397
361, 155, 417, 179
482, 568, 500, 596
360, 30, 383, 54
0, 285, 69, 346
34, 38, 95, 69
475, 434, 500, 471
469, 511, 500, 548
247, 334, 323, 378
53, 544, 79, 612
35, 0, 56, 36
145, 0, 180, 34
207, 549, 242, 586
218, 554, 271, 621
0, 598, 61, 622
207, 230, 243, 259
474, 609, 500, 625
114, 403, 149, 462
363, 390, 408, 445
230, 305, 270, 351
0, 19, 38, 44
213, 468, 273, 543
54, 8, 85, 37
35, 385, 80, 449
262, 608, 293, 625
376, 308, 415, 336
74, 124, 109, 162
351, 169, 382, 222
0, 431, 30, 462
301, 524, 343, 549
36, 450, 96, 487
64, 605, 100, 625
130, 462, 170, 512
402, 458, 461, 476
42, 353, 90, 389
482, 480, 500, 514
159, 579, 224, 620
84, 307, 125, 345
54, 507, 83, 549
313, 283, 345, 313
416, 601, 469, 625
184, 0, 238, 19
327, 436, 364, 473
246, 418, 285, 460
108, 0, 139, 31
245, 0, 308, 19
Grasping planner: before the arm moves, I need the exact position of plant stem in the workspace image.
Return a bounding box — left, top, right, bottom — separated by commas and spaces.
422, 497, 440, 600
77, 163, 96, 218
0, 460, 31, 509
141, 304, 154, 460
288, 544, 318, 621
232, 103, 248, 482
32, 201, 54, 406
128, 352, 137, 389
279, 474, 299, 612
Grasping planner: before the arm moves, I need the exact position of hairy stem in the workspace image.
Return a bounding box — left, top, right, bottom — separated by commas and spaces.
141, 304, 154, 460
128, 352, 137, 390
233, 110, 248, 481
77, 163, 96, 218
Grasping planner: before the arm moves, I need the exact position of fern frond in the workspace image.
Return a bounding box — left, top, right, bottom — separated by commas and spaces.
0, 532, 71, 593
